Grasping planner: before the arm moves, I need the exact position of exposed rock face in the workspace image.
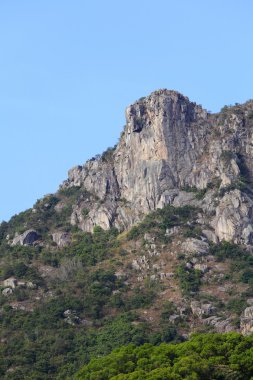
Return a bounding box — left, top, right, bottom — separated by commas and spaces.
114, 91, 208, 212
203, 316, 235, 333
181, 238, 209, 256
212, 190, 253, 244
190, 301, 214, 317
60, 89, 253, 246
240, 306, 253, 335
52, 232, 71, 248
12, 230, 40, 246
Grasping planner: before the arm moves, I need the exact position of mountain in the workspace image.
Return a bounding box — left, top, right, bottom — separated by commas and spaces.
1, 89, 253, 379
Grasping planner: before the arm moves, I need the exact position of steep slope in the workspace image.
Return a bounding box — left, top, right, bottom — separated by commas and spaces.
1, 89, 253, 379
61, 89, 253, 245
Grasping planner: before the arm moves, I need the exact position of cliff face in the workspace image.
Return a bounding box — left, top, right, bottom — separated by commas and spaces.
61, 89, 253, 245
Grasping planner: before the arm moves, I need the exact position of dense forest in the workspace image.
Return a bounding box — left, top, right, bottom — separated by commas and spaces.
75, 333, 253, 380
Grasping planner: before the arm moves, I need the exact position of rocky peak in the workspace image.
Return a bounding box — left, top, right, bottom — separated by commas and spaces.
58, 90, 253, 246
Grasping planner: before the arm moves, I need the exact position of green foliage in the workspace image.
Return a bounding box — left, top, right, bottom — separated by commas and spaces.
0, 221, 8, 240
101, 145, 117, 162
0, 188, 97, 243
125, 288, 156, 310
160, 301, 177, 321
220, 105, 232, 113
218, 153, 250, 196
82, 208, 89, 218
226, 299, 248, 316
62, 227, 119, 265
176, 265, 202, 295
127, 205, 198, 241
75, 333, 253, 380
0, 261, 42, 284
248, 110, 253, 120
58, 186, 83, 198
218, 177, 250, 199
209, 241, 247, 262
0, 302, 176, 379
183, 225, 202, 239
240, 269, 253, 285
2, 196, 64, 238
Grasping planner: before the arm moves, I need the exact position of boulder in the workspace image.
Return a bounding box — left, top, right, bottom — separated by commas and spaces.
240, 318, 253, 336
26, 281, 36, 289
63, 309, 80, 325
181, 238, 209, 256
191, 301, 214, 317
243, 306, 253, 319
194, 263, 209, 273
203, 316, 235, 333
3, 277, 17, 289
52, 231, 71, 248
2, 287, 13, 296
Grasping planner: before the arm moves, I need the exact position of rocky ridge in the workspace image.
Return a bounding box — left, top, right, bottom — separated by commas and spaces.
57, 89, 253, 246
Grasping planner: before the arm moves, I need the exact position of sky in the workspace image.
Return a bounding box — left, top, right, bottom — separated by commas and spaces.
1, 0, 253, 222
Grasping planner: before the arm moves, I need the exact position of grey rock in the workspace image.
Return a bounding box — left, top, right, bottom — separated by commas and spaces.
114, 271, 125, 279
181, 238, 209, 256
194, 263, 209, 273
240, 318, 253, 335
17, 281, 26, 286
239, 307, 253, 335
56, 90, 253, 248
212, 190, 253, 244
60, 90, 209, 232
144, 233, 156, 243
52, 231, 71, 248
12, 230, 40, 246
165, 226, 181, 237
172, 192, 200, 208
169, 314, 181, 323
243, 306, 253, 319
26, 281, 36, 289
2, 287, 13, 296
191, 301, 214, 317
63, 309, 80, 325
3, 277, 17, 289
202, 229, 218, 244
203, 316, 235, 333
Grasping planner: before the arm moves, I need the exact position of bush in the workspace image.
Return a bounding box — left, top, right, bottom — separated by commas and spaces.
176, 265, 202, 295
209, 241, 247, 262
127, 205, 198, 241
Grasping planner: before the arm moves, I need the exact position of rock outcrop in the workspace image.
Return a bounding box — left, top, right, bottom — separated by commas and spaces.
58, 90, 253, 247
240, 306, 253, 335
52, 231, 71, 248
12, 229, 40, 246
212, 190, 253, 244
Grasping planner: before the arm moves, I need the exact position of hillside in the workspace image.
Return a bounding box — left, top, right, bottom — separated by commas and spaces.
1, 89, 253, 379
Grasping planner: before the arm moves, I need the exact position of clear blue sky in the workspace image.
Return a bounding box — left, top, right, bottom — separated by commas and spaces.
1, 0, 253, 222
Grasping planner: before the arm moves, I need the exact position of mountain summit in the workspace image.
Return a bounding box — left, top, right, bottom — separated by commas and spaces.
60, 89, 253, 246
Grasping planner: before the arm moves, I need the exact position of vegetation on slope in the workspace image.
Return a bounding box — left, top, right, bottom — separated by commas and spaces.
1, 202, 253, 379
75, 333, 253, 380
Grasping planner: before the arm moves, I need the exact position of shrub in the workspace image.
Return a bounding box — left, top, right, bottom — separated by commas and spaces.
209, 241, 247, 262
176, 265, 202, 295
127, 205, 198, 241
